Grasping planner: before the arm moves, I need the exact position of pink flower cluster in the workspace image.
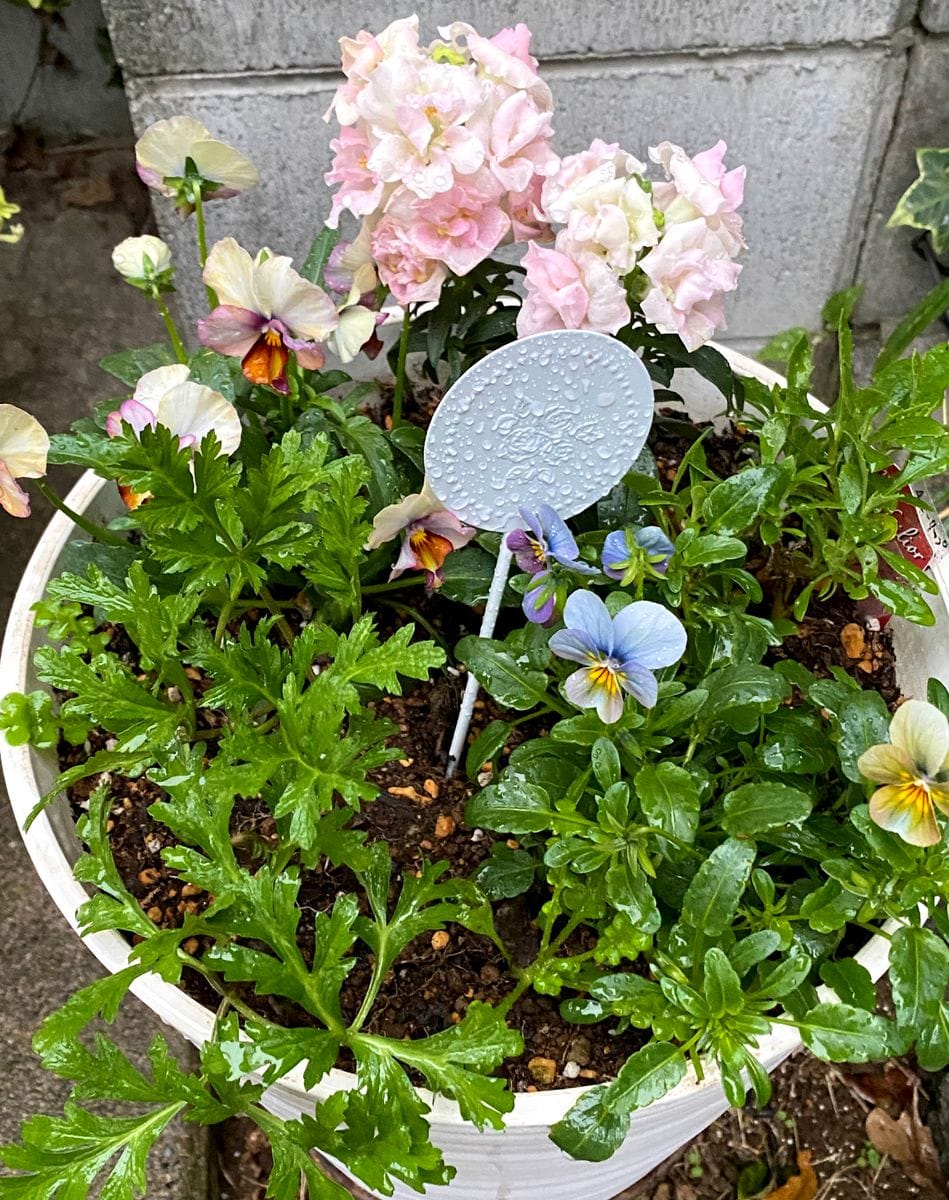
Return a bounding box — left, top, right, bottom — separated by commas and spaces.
518, 138, 746, 350
324, 15, 558, 304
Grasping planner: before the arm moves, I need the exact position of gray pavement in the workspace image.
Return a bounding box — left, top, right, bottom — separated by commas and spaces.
0, 142, 209, 1192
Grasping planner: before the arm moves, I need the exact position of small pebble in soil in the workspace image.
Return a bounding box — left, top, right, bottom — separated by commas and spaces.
430, 931, 450, 951
434, 813, 456, 838
562, 1061, 581, 1079
528, 1056, 558, 1086
840, 622, 866, 659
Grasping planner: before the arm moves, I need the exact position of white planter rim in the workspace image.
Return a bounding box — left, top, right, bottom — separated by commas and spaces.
1, 345, 942, 1132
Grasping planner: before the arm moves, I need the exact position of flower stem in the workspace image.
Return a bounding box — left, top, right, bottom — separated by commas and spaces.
362, 574, 427, 594
155, 295, 187, 363
33, 478, 129, 548
192, 190, 218, 308
391, 307, 411, 427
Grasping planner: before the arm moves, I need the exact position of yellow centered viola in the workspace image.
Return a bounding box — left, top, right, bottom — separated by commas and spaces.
857, 699, 949, 848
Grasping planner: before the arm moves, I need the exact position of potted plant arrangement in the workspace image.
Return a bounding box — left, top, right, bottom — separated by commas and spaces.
3, 15, 949, 1200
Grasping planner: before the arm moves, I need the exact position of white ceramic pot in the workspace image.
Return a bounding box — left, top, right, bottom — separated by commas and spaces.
3, 348, 948, 1200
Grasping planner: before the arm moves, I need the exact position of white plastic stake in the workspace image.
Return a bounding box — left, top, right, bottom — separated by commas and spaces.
424, 329, 655, 777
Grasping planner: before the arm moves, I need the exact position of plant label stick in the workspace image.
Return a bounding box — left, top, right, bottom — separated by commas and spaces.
424, 329, 655, 776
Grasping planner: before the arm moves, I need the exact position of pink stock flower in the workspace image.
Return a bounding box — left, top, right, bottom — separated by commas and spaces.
649, 140, 746, 255
370, 200, 448, 304
328, 16, 422, 125
439, 21, 545, 94
541, 139, 658, 272
410, 173, 510, 275
517, 240, 630, 338
504, 176, 553, 243
480, 90, 558, 194
639, 218, 742, 351
325, 127, 388, 229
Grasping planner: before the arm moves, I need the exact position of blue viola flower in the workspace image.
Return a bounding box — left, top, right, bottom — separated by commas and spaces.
523, 570, 558, 625
506, 505, 597, 577
549, 590, 687, 722
602, 526, 675, 581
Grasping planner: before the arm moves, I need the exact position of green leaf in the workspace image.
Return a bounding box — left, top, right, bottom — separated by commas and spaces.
474, 842, 535, 899
300, 226, 341, 289
635, 762, 700, 844
799, 1002, 895, 1061
681, 839, 756, 936
591, 737, 622, 791
875, 275, 949, 375
439, 545, 504, 606
702, 465, 789, 535
456, 636, 552, 711
466, 778, 553, 834
704, 947, 743, 1017
722, 782, 813, 835
888, 146, 949, 257
99, 342, 176, 386
889, 925, 949, 1042
758, 328, 810, 368
550, 1042, 687, 1161
819, 959, 877, 1011
835, 690, 891, 782
465, 719, 513, 779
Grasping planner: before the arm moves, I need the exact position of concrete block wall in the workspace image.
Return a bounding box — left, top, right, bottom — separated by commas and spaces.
101, 1, 949, 344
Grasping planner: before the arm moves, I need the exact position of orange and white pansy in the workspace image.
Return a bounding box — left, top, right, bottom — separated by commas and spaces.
858, 698, 949, 847
106, 364, 242, 509
366, 479, 475, 588
198, 238, 342, 391
0, 404, 49, 518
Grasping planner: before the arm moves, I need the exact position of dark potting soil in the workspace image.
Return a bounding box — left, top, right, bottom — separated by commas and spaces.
56, 412, 902, 1098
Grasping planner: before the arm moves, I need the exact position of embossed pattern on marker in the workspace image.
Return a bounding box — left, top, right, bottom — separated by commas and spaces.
424, 330, 655, 532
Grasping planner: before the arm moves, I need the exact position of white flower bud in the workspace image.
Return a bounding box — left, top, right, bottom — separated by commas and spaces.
111, 235, 173, 287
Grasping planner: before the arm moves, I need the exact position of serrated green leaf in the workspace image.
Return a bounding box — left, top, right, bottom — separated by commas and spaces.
799, 1002, 895, 1061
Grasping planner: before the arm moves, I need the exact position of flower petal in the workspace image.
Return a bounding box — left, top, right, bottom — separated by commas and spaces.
931, 781, 949, 817
366, 488, 440, 549
869, 782, 940, 847
540, 504, 580, 562
0, 459, 30, 517
135, 115, 210, 181
132, 364, 191, 415
562, 589, 613, 655
189, 137, 260, 196
203, 238, 259, 311
0, 404, 49, 478
424, 509, 475, 550
197, 305, 263, 358
327, 305, 376, 363
636, 525, 675, 569
612, 600, 687, 669
155, 383, 242, 456
601, 529, 630, 579
254, 255, 339, 340
617, 658, 659, 708
108, 398, 157, 439
548, 627, 599, 664
889, 699, 949, 778
857, 742, 917, 786
563, 665, 624, 724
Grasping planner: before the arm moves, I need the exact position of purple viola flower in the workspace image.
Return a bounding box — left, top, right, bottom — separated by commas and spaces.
602, 526, 675, 581
506, 505, 597, 577
523, 570, 558, 625
549, 591, 687, 723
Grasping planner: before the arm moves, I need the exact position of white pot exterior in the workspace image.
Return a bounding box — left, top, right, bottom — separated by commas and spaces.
2, 348, 948, 1200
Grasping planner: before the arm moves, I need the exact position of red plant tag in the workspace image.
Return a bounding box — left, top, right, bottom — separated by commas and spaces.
860, 479, 948, 630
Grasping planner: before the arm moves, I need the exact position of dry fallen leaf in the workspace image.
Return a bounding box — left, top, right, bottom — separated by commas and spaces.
763, 1150, 818, 1200
866, 1093, 945, 1196
841, 1060, 917, 1115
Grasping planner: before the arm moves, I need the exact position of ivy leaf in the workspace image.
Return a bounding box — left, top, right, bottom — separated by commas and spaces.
888, 147, 949, 257
550, 1042, 687, 1160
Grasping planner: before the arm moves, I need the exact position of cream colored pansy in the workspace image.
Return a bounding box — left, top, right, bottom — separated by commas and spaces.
0, 404, 49, 518
106, 364, 242, 454
366, 479, 475, 588
198, 238, 340, 392
857, 699, 949, 847
135, 116, 259, 211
